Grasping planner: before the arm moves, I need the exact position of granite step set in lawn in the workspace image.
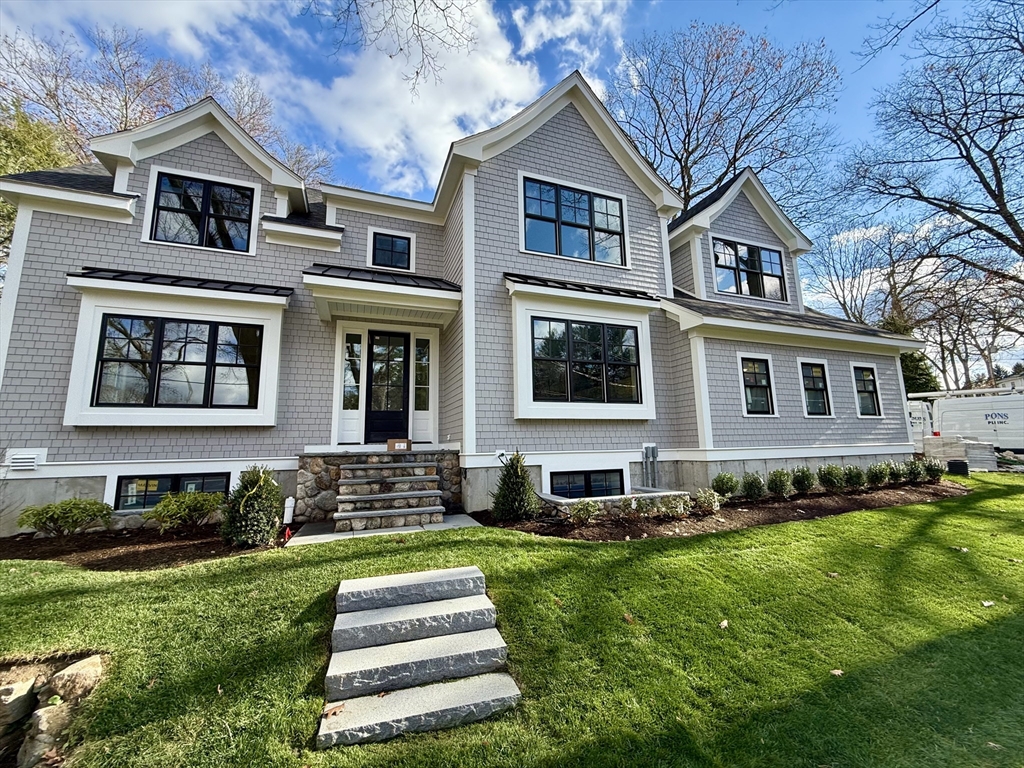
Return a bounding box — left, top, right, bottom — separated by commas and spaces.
317, 566, 521, 748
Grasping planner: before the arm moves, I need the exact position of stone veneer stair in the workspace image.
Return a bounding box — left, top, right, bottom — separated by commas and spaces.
317, 566, 521, 748
334, 458, 446, 532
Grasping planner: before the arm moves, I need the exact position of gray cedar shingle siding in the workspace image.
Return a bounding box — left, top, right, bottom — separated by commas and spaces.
330, 207, 445, 278
439, 183, 464, 443
670, 239, 693, 293
471, 103, 698, 453
1, 132, 340, 462
704, 338, 907, 449
701, 191, 801, 311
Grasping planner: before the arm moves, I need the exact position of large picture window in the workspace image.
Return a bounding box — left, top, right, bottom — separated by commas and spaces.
551, 469, 624, 499
523, 178, 625, 265
714, 238, 785, 301
115, 472, 230, 511
532, 318, 640, 403
151, 172, 254, 252
740, 356, 775, 415
94, 314, 263, 408
853, 365, 882, 416
801, 361, 832, 416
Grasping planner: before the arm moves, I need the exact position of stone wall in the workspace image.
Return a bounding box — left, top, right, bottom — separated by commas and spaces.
294, 450, 461, 522
537, 489, 691, 518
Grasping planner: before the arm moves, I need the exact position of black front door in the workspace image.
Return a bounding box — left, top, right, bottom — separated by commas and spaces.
365, 331, 410, 443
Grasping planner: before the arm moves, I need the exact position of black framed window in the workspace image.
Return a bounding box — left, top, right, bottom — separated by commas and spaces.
523, 178, 624, 265
714, 238, 785, 301
151, 173, 254, 252
94, 315, 263, 408
531, 317, 640, 404
115, 472, 230, 511
741, 357, 774, 415
372, 232, 411, 270
801, 362, 831, 416
853, 366, 881, 416
551, 469, 624, 499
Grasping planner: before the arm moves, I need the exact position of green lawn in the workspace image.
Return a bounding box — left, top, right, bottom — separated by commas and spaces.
2, 474, 1022, 768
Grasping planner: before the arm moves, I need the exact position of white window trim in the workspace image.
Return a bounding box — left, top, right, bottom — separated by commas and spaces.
710, 233, 789, 305
331, 321, 440, 445
796, 357, 836, 419
511, 292, 656, 420
141, 165, 262, 257
516, 170, 632, 270
850, 361, 885, 419
63, 285, 285, 427
366, 226, 417, 273
736, 351, 779, 418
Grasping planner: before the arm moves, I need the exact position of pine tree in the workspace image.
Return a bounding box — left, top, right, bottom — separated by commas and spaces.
490, 451, 539, 521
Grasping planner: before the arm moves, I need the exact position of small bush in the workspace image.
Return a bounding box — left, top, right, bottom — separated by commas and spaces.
144, 492, 223, 534
866, 462, 890, 486
844, 465, 867, 490
766, 468, 794, 498
887, 460, 908, 483
630, 495, 659, 518
17, 498, 113, 537
792, 466, 816, 494
660, 495, 693, 518
569, 499, 600, 525
711, 472, 739, 498
741, 472, 766, 500
490, 451, 540, 522
905, 459, 927, 484
221, 465, 283, 547
924, 458, 945, 482
817, 463, 845, 492
693, 488, 721, 514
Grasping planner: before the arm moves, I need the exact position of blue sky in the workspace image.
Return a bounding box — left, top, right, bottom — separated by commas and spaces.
0, 0, 947, 201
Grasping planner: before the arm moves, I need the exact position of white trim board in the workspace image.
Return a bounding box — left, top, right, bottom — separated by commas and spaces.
461, 170, 477, 454
261, 219, 343, 252
0, 180, 137, 224
0, 206, 33, 392
655, 443, 915, 462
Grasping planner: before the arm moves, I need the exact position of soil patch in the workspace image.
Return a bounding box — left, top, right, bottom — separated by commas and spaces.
472, 481, 971, 542
0, 525, 278, 571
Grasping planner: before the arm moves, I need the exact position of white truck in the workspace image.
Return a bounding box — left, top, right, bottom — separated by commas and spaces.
908, 388, 1024, 453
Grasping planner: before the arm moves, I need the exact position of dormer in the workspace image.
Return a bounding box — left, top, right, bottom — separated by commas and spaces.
667, 169, 813, 312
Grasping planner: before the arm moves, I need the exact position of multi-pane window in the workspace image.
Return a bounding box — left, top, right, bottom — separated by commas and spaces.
551, 470, 624, 499
801, 362, 831, 416
853, 366, 881, 416
741, 357, 774, 415
342, 333, 362, 410
372, 233, 411, 270
151, 173, 253, 251
115, 473, 229, 511
94, 315, 262, 408
714, 238, 786, 300
414, 339, 430, 411
531, 318, 640, 404
523, 178, 625, 265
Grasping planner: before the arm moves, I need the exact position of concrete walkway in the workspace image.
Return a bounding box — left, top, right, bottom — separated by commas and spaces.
285, 514, 481, 547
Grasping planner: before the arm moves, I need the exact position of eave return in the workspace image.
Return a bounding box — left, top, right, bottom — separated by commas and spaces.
302, 264, 462, 327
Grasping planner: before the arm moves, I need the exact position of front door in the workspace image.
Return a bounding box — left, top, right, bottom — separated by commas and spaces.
364, 331, 410, 443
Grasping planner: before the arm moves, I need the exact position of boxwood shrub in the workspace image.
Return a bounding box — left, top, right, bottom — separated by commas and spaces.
741, 472, 766, 500
866, 462, 891, 487
766, 468, 793, 498
817, 463, 845, 492
792, 466, 816, 494
924, 458, 945, 482
844, 465, 867, 490
905, 459, 927, 484
711, 472, 739, 498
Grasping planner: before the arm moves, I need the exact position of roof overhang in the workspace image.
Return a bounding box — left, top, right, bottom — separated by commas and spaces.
506, 275, 660, 311
0, 180, 136, 223
660, 299, 924, 353
89, 98, 307, 213
302, 273, 462, 327
668, 169, 813, 256
260, 218, 344, 252
67, 272, 291, 307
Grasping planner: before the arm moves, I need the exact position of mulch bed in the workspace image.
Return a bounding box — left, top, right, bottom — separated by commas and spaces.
472, 480, 971, 542
0, 524, 279, 572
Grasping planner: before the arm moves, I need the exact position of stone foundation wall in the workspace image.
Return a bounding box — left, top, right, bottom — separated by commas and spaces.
538, 489, 691, 518
294, 450, 461, 523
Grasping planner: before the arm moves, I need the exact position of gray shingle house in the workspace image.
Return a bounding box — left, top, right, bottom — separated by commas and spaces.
0, 72, 921, 535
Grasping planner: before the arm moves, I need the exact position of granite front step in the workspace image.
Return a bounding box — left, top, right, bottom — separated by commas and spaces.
337, 475, 439, 486
325, 628, 507, 700
339, 462, 438, 471
334, 505, 446, 521
337, 489, 442, 503
336, 566, 486, 613
332, 594, 496, 651
317, 672, 521, 748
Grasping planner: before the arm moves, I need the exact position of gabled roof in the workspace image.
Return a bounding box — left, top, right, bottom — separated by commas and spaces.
321, 71, 685, 223
667, 168, 813, 256
89, 97, 307, 212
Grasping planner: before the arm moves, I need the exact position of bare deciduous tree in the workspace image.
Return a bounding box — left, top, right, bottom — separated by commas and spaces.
306, 0, 477, 88
605, 24, 841, 223
849, 0, 1024, 286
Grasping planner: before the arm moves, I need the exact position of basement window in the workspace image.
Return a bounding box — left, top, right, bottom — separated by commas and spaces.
115, 472, 230, 511
551, 469, 624, 499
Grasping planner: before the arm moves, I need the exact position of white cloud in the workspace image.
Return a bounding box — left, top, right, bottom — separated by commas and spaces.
266, 1, 543, 197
